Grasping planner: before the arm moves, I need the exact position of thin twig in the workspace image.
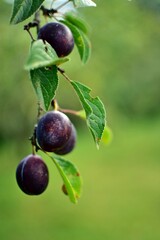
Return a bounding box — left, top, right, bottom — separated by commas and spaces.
57, 67, 71, 82
59, 108, 79, 115
24, 27, 35, 41
37, 101, 43, 120
51, 99, 79, 116
40, 5, 58, 18
24, 11, 40, 40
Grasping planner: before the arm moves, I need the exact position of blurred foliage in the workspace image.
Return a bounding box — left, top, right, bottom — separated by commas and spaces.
84, 0, 160, 120
1, 1, 160, 240
0, 0, 160, 139
137, 0, 160, 12
0, 120, 160, 240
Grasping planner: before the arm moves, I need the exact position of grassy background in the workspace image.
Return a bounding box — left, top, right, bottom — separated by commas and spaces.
0, 0, 160, 239
0, 120, 160, 240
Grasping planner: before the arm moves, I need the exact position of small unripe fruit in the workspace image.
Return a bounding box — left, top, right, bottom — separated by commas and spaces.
62, 184, 68, 195
16, 154, 49, 195
53, 124, 76, 155
38, 22, 74, 57
36, 111, 73, 152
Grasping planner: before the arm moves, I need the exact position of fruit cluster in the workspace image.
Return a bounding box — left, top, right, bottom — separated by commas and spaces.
16, 19, 77, 196
16, 111, 76, 195
12, 1, 104, 202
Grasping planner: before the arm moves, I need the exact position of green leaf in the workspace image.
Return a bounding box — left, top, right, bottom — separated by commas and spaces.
101, 126, 113, 145
71, 0, 96, 8
25, 40, 69, 71
76, 111, 112, 145
51, 156, 82, 204
80, 32, 91, 63
30, 66, 58, 111
10, 0, 45, 24
61, 20, 91, 63
71, 81, 106, 146
64, 12, 89, 34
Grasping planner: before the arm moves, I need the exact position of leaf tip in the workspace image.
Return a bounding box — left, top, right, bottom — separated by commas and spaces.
96, 140, 100, 149
9, 18, 15, 25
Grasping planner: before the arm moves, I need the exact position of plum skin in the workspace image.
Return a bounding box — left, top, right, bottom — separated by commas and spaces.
38, 22, 74, 57
36, 111, 73, 152
53, 124, 76, 155
16, 154, 49, 195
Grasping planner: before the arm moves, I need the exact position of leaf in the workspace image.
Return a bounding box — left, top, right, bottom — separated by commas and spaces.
71, 0, 96, 8
76, 111, 112, 145
80, 32, 91, 63
30, 66, 58, 111
64, 12, 89, 34
10, 0, 45, 24
71, 81, 106, 146
61, 20, 91, 63
101, 126, 113, 145
51, 156, 82, 204
25, 40, 69, 71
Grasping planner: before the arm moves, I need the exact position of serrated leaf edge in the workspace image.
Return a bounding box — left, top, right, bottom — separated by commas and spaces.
71, 80, 106, 146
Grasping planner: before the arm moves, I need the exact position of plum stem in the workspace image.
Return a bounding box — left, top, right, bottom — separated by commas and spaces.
51, 99, 59, 110
24, 10, 40, 40
29, 124, 41, 153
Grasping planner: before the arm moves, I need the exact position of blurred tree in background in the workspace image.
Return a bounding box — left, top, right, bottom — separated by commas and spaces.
1, 1, 160, 240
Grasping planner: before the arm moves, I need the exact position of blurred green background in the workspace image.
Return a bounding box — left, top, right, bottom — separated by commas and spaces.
0, 0, 160, 239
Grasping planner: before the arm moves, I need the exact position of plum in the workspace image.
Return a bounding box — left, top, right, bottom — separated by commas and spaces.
36, 111, 73, 152
53, 124, 76, 155
16, 154, 49, 195
38, 22, 74, 57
